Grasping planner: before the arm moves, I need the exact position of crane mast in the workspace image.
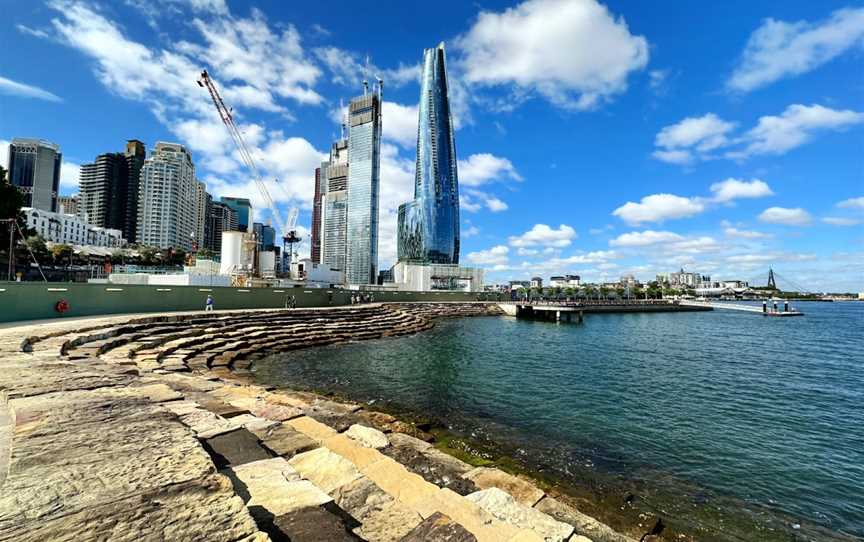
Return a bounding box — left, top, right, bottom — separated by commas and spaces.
196, 70, 301, 269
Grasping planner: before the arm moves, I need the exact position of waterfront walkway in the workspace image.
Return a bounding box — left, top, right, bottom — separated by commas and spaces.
0, 304, 634, 542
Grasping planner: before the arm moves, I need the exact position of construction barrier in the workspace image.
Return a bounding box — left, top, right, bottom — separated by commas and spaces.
0, 282, 504, 323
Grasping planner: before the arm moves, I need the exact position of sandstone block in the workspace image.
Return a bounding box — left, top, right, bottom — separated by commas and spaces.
466, 488, 574, 542
463, 467, 545, 507
360, 456, 439, 508
534, 496, 637, 542
413, 487, 522, 542
288, 447, 362, 493
271, 504, 361, 541
202, 428, 272, 468
288, 415, 338, 441
252, 424, 318, 458
399, 511, 478, 542
324, 433, 387, 470
227, 457, 332, 518
345, 424, 389, 449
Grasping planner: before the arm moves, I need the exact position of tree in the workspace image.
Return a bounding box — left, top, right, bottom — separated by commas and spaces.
24, 235, 49, 264
139, 246, 159, 266
51, 244, 73, 265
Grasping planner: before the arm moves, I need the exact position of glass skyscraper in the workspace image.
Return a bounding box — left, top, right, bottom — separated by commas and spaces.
345, 92, 382, 284
397, 43, 460, 264
7, 138, 62, 213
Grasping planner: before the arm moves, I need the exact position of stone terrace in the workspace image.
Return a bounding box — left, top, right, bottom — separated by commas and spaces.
0, 303, 635, 542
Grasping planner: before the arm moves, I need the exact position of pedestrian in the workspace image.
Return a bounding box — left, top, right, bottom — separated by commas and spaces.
205, 294, 214, 311
290, 295, 297, 309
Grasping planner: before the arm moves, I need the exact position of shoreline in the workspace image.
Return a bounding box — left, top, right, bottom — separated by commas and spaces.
0, 303, 635, 542
1, 304, 853, 541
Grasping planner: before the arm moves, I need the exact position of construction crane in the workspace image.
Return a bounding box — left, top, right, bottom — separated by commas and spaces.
196, 69, 301, 271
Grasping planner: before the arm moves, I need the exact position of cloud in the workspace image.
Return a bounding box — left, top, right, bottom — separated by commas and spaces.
837, 196, 864, 210
314, 46, 420, 89
648, 69, 669, 94
485, 196, 509, 212
727, 8, 864, 93
382, 102, 418, 148
0, 140, 8, 167
458, 153, 522, 187
758, 206, 812, 226
733, 104, 864, 157
610, 230, 683, 247
822, 217, 862, 226
653, 104, 864, 163
655, 113, 735, 152
16, 24, 51, 39
0, 75, 62, 102
463, 225, 480, 237
377, 143, 416, 266
612, 193, 704, 225
508, 224, 577, 248
456, 0, 648, 110
466, 245, 509, 266
59, 161, 81, 190
710, 178, 774, 202
724, 226, 770, 239
43, 0, 328, 231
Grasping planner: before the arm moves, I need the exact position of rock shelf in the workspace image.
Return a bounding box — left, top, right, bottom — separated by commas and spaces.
0, 303, 635, 542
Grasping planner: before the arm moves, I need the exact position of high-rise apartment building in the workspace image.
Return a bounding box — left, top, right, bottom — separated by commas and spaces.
345, 91, 382, 284
194, 180, 211, 251
310, 167, 323, 263
7, 138, 62, 212
136, 142, 198, 251
77, 140, 145, 243
220, 197, 252, 232
320, 139, 349, 273
397, 43, 460, 265
57, 195, 78, 215
206, 201, 238, 253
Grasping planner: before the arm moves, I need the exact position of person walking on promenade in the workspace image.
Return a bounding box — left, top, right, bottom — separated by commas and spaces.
205, 294, 214, 311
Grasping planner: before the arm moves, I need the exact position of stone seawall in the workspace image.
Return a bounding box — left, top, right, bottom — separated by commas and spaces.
0, 303, 637, 542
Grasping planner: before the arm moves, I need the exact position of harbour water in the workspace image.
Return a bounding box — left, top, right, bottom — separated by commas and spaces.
253, 301, 864, 540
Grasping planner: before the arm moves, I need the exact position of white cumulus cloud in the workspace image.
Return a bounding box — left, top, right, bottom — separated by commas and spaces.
508, 224, 577, 248
710, 178, 774, 202
727, 8, 864, 93
758, 206, 812, 226
837, 196, 864, 210
466, 245, 509, 266
458, 153, 522, 187
822, 217, 861, 226
457, 0, 648, 110
612, 194, 704, 225
610, 230, 684, 247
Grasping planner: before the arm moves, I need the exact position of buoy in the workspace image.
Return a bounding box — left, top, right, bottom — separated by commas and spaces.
55, 299, 70, 313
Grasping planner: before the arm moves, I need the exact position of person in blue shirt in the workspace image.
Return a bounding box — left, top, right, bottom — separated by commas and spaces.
205, 294, 214, 311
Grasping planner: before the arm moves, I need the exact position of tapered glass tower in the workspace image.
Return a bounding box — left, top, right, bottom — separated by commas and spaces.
397, 43, 460, 264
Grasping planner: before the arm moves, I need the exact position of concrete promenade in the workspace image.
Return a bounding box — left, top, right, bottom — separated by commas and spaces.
0, 303, 636, 542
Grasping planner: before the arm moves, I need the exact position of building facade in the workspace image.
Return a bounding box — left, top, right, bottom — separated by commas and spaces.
7, 138, 62, 212
136, 142, 198, 251
345, 92, 382, 284
310, 167, 323, 263
23, 207, 124, 247
397, 43, 460, 265
57, 195, 78, 216
320, 139, 349, 274
206, 201, 238, 254
77, 140, 146, 243
220, 197, 252, 232
549, 275, 581, 287
194, 180, 211, 251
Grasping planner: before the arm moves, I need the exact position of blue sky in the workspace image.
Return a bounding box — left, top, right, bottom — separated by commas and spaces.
1, 0, 863, 291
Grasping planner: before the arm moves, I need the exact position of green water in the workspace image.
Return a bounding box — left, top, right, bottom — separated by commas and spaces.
253, 302, 864, 540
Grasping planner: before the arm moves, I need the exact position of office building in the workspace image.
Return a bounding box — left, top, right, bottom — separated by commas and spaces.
345, 89, 382, 284
23, 207, 124, 247
57, 195, 78, 216
136, 142, 198, 251
530, 277, 543, 288
392, 43, 481, 292
320, 139, 349, 274
310, 167, 323, 263
7, 138, 61, 212
252, 222, 277, 251
549, 275, 581, 287
206, 201, 238, 253
221, 197, 252, 232
77, 140, 146, 243
397, 43, 460, 265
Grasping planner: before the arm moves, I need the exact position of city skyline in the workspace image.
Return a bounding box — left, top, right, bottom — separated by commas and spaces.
1, 1, 862, 291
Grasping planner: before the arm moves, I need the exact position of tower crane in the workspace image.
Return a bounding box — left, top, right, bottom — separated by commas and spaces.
196, 70, 301, 272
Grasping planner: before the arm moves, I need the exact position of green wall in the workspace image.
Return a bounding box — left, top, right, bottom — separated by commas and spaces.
0, 282, 503, 323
